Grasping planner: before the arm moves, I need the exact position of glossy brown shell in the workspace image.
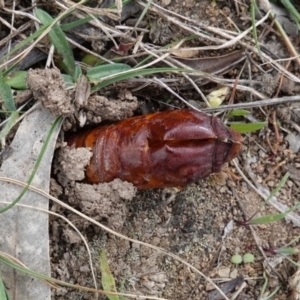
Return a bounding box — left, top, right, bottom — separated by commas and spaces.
67, 109, 243, 189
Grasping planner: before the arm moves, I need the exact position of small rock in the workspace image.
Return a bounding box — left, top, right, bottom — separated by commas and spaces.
218, 267, 230, 278
79, 265, 90, 272
230, 268, 238, 279
161, 0, 171, 6
141, 279, 155, 290
286, 132, 300, 153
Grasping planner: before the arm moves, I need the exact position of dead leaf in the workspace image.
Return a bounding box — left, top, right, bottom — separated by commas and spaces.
208, 276, 244, 300
173, 50, 245, 74
207, 86, 230, 107
172, 48, 199, 58
0, 105, 61, 300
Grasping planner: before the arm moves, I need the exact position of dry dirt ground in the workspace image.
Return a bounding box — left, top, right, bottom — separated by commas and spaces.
1, 0, 300, 299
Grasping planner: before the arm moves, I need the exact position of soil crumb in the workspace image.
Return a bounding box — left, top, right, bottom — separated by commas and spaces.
63, 92, 139, 131
83, 93, 138, 124
54, 146, 92, 184
26, 69, 74, 116
53, 145, 137, 230
69, 179, 136, 230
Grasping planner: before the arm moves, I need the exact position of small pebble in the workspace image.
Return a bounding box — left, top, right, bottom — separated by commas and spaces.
218, 267, 230, 278
161, 0, 171, 6
230, 268, 238, 279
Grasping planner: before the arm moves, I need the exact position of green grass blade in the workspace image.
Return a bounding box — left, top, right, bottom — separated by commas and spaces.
281, 0, 300, 23
0, 254, 57, 282
0, 272, 9, 300
0, 74, 16, 111
265, 172, 289, 204
59, 16, 93, 31
4, 71, 27, 90
226, 109, 250, 117
73, 65, 82, 81
61, 74, 75, 89
245, 173, 290, 224
248, 212, 287, 224
249, 173, 293, 225
251, 0, 261, 56
0, 252, 131, 298
229, 122, 267, 133
35, 9, 76, 77
91, 67, 186, 92
99, 250, 119, 300
134, 0, 152, 28
285, 256, 300, 268
275, 247, 298, 255
0, 111, 19, 140
118, 280, 128, 300
87, 63, 132, 83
